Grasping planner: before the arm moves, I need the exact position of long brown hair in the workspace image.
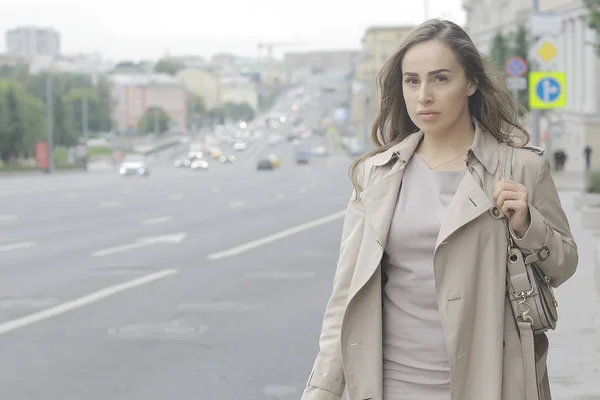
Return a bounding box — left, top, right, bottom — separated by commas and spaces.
349, 19, 529, 196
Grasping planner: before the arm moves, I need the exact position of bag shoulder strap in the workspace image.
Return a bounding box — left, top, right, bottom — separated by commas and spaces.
504, 144, 540, 400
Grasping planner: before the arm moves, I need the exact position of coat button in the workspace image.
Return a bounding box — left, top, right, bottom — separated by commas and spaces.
490, 207, 503, 219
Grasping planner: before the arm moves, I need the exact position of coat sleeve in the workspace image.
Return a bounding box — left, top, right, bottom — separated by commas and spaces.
509, 155, 578, 287
301, 187, 366, 399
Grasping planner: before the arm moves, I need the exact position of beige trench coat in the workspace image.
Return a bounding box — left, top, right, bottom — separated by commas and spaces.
302, 122, 578, 400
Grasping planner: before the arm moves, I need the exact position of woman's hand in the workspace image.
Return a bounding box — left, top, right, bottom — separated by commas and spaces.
493, 178, 531, 237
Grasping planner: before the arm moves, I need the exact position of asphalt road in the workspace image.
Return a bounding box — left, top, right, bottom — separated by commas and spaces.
0, 129, 355, 399
0, 96, 598, 398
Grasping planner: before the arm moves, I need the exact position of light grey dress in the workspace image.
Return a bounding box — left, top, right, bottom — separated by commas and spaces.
382, 153, 466, 400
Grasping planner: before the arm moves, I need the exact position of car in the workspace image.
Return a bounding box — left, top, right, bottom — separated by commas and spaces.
312, 146, 329, 156
208, 147, 223, 158
257, 158, 274, 170
267, 153, 280, 167
190, 160, 209, 170
220, 155, 236, 164
119, 154, 150, 177
233, 142, 248, 151
295, 150, 311, 164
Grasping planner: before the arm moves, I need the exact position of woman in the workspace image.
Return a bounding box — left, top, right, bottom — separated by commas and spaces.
301, 19, 578, 400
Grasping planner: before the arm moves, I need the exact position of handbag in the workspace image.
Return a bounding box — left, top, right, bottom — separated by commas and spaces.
503, 145, 558, 400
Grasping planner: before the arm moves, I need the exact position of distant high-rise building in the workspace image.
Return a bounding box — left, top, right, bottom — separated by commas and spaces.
5, 26, 61, 57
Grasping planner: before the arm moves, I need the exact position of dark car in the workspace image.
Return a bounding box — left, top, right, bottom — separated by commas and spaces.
257, 158, 274, 170
295, 150, 310, 164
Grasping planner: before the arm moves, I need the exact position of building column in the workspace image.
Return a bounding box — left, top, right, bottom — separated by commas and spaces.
585, 25, 598, 114
565, 18, 575, 112
573, 17, 585, 114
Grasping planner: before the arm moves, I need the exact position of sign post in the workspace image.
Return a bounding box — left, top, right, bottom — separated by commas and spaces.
504, 56, 528, 102
528, 72, 566, 109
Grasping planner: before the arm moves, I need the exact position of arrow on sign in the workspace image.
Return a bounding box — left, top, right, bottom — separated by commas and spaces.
92, 233, 187, 257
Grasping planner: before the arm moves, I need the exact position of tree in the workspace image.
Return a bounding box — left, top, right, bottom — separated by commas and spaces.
223, 102, 255, 122
0, 80, 47, 158
510, 24, 530, 110
0, 87, 25, 163
138, 107, 170, 134
154, 58, 185, 76
585, 0, 600, 56
64, 88, 103, 134
489, 31, 510, 71
51, 91, 77, 147
206, 107, 225, 126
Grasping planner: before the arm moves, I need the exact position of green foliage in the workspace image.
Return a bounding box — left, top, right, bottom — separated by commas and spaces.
585, 0, 600, 56
223, 102, 255, 122
586, 170, 600, 193
154, 58, 185, 76
0, 68, 114, 159
490, 31, 510, 71
488, 24, 531, 111
138, 107, 170, 134
0, 80, 46, 161
206, 108, 225, 125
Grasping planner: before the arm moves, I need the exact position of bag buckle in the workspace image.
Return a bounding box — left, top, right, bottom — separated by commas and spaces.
511, 288, 535, 326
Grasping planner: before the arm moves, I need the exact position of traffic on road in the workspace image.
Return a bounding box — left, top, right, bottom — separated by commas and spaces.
0, 81, 597, 400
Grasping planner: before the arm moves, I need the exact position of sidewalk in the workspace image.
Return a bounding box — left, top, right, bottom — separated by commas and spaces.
551, 171, 586, 192
546, 191, 600, 398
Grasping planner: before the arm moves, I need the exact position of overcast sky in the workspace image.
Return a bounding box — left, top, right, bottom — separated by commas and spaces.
0, 0, 464, 61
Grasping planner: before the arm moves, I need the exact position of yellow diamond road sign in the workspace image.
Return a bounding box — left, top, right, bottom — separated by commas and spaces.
532, 37, 559, 66
537, 42, 558, 63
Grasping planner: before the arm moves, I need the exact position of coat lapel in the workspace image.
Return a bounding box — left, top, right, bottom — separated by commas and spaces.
361, 162, 406, 248
435, 163, 494, 248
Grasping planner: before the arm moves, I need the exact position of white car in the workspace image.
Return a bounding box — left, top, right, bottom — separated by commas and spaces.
190, 160, 209, 170
233, 142, 248, 151
312, 146, 329, 156
119, 155, 149, 177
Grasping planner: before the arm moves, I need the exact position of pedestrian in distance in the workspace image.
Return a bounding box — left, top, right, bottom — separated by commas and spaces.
302, 19, 578, 400
584, 145, 592, 171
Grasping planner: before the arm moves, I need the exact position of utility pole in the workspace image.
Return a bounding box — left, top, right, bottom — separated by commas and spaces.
190, 95, 195, 132
45, 69, 54, 173
82, 94, 88, 138
424, 0, 430, 21
153, 108, 159, 135
530, 0, 541, 146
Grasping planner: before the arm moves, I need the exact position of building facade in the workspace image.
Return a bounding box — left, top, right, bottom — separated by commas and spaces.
176, 68, 222, 110
464, 0, 599, 171
110, 74, 188, 134
351, 26, 415, 145
220, 75, 259, 111
6, 26, 60, 57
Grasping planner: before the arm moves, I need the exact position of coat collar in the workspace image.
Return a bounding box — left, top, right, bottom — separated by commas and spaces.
367, 119, 501, 175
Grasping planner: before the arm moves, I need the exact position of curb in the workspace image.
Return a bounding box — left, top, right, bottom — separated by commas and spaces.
593, 238, 600, 294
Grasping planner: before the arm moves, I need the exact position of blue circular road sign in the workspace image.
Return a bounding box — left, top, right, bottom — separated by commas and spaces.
535, 77, 561, 103
505, 56, 527, 77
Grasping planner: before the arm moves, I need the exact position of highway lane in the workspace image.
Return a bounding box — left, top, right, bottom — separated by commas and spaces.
0, 130, 355, 399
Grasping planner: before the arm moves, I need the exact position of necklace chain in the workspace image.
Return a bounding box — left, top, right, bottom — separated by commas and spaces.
429, 151, 468, 170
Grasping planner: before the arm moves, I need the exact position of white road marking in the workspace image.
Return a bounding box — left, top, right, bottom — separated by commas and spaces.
212, 188, 220, 193
263, 385, 299, 396
275, 193, 285, 200
0, 269, 178, 335
92, 232, 187, 257
0, 241, 37, 253
98, 201, 121, 208
298, 188, 306, 194
0, 214, 18, 223
228, 201, 246, 208
143, 216, 173, 225
168, 193, 183, 201
63, 192, 84, 199
245, 271, 316, 279
207, 209, 345, 260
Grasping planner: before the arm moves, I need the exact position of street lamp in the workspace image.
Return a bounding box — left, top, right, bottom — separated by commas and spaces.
45, 58, 55, 174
